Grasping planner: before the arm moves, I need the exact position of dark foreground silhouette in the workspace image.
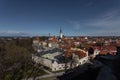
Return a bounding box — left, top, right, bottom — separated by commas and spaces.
57, 55, 120, 80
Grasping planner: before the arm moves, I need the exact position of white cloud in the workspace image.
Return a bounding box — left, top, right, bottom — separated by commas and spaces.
88, 9, 120, 26
84, 0, 98, 7
0, 30, 32, 36
85, 2, 94, 7
67, 20, 82, 30
68, 8, 120, 36
85, 9, 120, 35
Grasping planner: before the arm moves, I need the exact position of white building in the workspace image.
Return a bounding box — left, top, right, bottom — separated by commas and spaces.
32, 47, 89, 71
32, 48, 69, 71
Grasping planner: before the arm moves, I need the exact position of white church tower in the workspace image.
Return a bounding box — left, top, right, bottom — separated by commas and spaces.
59, 27, 63, 39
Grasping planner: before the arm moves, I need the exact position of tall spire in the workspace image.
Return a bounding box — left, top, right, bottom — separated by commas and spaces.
59, 27, 63, 39
60, 27, 62, 33
48, 33, 50, 40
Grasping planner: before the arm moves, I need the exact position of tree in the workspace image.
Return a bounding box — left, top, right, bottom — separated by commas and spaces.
0, 38, 33, 80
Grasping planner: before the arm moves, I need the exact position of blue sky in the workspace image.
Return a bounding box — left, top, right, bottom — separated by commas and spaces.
0, 0, 120, 36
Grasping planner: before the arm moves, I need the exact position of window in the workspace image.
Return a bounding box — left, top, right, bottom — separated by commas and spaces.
54, 68, 56, 71
59, 67, 62, 69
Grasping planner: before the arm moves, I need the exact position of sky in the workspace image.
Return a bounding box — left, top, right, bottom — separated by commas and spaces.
0, 0, 120, 36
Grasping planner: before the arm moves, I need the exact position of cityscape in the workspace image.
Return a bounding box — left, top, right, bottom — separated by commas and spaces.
0, 0, 120, 80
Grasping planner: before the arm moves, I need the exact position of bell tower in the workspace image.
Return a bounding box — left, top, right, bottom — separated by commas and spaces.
59, 27, 63, 39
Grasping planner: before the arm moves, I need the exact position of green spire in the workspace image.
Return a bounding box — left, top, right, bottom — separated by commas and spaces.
60, 27, 62, 33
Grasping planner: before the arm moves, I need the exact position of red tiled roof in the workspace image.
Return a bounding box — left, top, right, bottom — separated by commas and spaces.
65, 49, 87, 59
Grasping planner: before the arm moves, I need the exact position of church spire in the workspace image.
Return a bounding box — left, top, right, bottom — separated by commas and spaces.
60, 27, 62, 33
59, 27, 63, 39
